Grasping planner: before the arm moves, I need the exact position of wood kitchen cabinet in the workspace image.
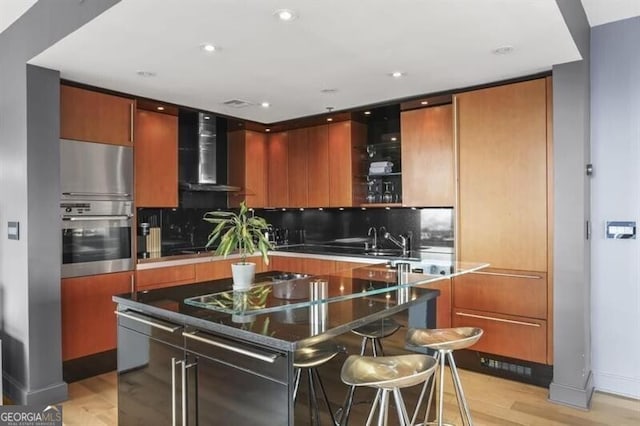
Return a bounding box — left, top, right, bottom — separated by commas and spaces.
135, 109, 178, 207
136, 264, 196, 291
228, 130, 268, 208
328, 121, 367, 207
452, 269, 548, 363
61, 271, 133, 361
287, 127, 309, 207
454, 77, 553, 364
61, 84, 135, 146
267, 131, 289, 207
401, 104, 454, 207
269, 255, 336, 276
456, 78, 549, 272
307, 125, 330, 207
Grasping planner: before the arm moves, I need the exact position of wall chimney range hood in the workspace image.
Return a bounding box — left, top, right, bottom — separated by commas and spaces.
178, 111, 240, 192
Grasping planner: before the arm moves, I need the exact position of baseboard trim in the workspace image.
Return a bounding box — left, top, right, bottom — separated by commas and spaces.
549, 370, 595, 409
63, 349, 117, 383
593, 370, 640, 399
3, 372, 68, 406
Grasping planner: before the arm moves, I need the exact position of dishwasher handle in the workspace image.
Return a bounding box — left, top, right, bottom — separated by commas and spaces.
115, 310, 182, 333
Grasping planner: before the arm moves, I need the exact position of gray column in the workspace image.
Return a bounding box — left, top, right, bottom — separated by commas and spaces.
0, 0, 120, 405
549, 0, 593, 409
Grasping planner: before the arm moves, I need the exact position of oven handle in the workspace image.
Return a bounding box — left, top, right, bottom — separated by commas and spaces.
62, 215, 133, 221
62, 192, 131, 198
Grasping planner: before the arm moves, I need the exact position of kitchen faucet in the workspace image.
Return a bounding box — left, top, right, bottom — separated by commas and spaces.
379, 227, 412, 257
367, 226, 378, 250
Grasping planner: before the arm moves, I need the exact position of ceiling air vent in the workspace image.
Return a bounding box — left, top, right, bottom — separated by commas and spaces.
222, 99, 253, 108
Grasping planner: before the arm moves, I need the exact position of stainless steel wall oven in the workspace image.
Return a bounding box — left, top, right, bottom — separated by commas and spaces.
61, 200, 134, 278
60, 139, 134, 278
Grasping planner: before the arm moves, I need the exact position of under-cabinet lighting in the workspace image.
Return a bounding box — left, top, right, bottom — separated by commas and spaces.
339, 207, 344, 211
361, 207, 366, 211
299, 208, 304, 211
156, 106, 165, 111
420, 101, 429, 105
326, 118, 333, 122
385, 207, 391, 210
318, 208, 323, 211
265, 128, 271, 132
364, 111, 371, 115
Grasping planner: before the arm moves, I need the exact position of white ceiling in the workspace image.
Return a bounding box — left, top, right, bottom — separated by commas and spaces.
0, 0, 37, 34
581, 0, 640, 26
30, 0, 583, 123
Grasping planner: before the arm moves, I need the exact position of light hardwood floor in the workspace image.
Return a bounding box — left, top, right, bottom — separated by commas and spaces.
60, 368, 639, 425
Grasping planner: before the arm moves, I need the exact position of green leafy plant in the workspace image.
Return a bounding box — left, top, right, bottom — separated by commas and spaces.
203, 201, 273, 265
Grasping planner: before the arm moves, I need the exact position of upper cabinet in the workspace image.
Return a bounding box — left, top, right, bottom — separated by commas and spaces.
228, 130, 268, 208
456, 78, 550, 272
267, 131, 289, 207
328, 121, 367, 207
287, 127, 309, 208
61, 85, 135, 146
401, 104, 454, 207
135, 110, 179, 207
267, 120, 366, 208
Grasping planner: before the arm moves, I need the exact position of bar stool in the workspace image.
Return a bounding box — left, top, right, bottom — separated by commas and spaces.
294, 341, 343, 425
341, 354, 438, 426
406, 327, 483, 426
352, 317, 402, 357
339, 317, 403, 424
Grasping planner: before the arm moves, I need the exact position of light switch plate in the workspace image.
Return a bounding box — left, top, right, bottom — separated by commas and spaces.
606, 221, 636, 239
8, 221, 19, 240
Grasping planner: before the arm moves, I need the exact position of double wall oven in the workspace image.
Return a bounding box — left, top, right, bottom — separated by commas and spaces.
60, 139, 134, 278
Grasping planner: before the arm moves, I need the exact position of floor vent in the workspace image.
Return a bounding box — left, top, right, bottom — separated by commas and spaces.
480, 356, 532, 377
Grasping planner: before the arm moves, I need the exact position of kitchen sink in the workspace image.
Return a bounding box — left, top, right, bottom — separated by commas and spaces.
364, 249, 405, 257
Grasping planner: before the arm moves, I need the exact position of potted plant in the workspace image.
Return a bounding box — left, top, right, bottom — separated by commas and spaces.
204, 201, 273, 291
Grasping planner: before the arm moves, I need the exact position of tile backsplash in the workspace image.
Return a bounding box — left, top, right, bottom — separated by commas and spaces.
136, 206, 453, 258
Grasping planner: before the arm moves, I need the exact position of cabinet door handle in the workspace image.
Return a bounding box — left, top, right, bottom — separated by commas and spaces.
115, 310, 181, 333
129, 102, 134, 143
183, 331, 279, 363
455, 312, 541, 327
471, 271, 542, 280
171, 358, 182, 426
130, 275, 135, 293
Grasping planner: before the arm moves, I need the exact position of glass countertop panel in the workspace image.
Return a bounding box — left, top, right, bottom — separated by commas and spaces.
183, 262, 488, 316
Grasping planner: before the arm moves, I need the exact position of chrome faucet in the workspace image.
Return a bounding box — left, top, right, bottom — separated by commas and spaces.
367, 226, 378, 250
380, 227, 412, 257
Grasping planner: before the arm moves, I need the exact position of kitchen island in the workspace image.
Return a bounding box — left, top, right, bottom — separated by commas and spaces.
114, 261, 487, 425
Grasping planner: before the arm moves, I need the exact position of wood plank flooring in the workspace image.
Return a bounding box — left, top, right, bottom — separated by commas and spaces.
59, 367, 639, 425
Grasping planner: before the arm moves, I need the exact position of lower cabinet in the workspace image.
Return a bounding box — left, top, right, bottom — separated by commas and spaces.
117, 310, 291, 425
136, 264, 196, 291
61, 271, 133, 361
452, 270, 549, 364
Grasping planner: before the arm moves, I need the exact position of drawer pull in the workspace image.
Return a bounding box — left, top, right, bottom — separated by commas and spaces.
183, 331, 279, 364
472, 271, 542, 280
455, 312, 541, 327
115, 310, 181, 333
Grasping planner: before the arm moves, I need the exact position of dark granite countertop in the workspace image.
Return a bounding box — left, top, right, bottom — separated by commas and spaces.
115, 262, 487, 351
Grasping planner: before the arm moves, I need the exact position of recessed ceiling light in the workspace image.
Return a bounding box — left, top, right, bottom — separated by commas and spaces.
326, 118, 333, 122
136, 71, 156, 77
493, 45, 514, 55
390, 71, 405, 78
391, 137, 397, 141
364, 111, 371, 115
274, 9, 297, 21
200, 43, 217, 53
156, 106, 165, 111
261, 101, 270, 108
320, 88, 338, 94
420, 101, 429, 105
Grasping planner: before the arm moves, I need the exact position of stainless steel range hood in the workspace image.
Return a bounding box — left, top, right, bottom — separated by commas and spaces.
179, 111, 240, 192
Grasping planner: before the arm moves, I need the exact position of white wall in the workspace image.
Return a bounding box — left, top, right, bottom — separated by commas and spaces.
590, 16, 640, 399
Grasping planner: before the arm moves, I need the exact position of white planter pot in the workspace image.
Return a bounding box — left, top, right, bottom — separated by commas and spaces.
231, 262, 256, 291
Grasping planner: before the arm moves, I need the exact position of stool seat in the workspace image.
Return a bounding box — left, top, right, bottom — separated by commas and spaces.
406, 327, 483, 351
294, 341, 342, 368
352, 317, 402, 339
341, 354, 437, 389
